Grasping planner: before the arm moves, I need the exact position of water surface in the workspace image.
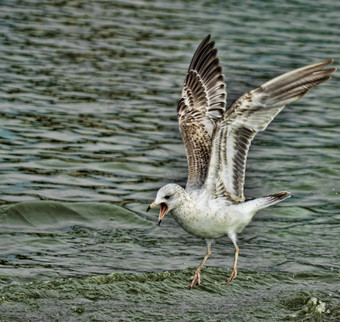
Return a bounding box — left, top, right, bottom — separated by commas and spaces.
0, 0, 339, 320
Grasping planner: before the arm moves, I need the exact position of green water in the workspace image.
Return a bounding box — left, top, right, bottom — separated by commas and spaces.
0, 0, 339, 320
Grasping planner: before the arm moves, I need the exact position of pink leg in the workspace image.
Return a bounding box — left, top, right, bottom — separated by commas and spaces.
225, 244, 239, 285
189, 240, 212, 289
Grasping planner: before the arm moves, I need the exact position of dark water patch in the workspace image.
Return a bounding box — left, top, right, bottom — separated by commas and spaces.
0, 269, 339, 321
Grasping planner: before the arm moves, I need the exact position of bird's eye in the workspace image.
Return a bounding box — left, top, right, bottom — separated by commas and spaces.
164, 195, 171, 200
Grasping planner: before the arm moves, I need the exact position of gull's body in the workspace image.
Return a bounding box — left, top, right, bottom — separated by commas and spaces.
147, 35, 335, 288
160, 184, 285, 240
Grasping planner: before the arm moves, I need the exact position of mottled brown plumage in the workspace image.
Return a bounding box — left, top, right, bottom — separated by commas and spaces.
179, 35, 335, 202
205, 59, 335, 202
178, 35, 226, 191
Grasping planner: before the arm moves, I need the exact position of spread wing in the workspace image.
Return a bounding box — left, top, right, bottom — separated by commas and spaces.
205, 59, 336, 202
178, 35, 227, 192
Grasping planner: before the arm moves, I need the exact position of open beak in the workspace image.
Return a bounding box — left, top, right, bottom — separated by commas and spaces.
146, 202, 169, 226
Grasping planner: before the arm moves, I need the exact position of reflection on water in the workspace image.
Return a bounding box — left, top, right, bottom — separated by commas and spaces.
0, 0, 339, 320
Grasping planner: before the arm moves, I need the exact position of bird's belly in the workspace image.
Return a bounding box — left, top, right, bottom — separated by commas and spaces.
171, 208, 231, 239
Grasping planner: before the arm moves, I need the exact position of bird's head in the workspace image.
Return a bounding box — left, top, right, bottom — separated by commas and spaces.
146, 183, 185, 226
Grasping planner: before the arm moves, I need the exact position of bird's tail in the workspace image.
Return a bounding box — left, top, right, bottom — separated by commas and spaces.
245, 191, 291, 213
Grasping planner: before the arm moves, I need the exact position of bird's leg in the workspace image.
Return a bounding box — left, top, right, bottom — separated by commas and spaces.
189, 240, 212, 289
226, 244, 239, 285
226, 233, 239, 285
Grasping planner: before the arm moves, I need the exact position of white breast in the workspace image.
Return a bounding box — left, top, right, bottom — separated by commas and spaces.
170, 198, 246, 239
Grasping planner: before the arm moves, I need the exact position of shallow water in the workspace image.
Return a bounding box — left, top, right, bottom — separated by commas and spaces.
0, 0, 339, 320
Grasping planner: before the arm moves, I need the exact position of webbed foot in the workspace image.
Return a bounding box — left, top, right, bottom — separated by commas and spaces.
189, 270, 201, 289
225, 268, 237, 285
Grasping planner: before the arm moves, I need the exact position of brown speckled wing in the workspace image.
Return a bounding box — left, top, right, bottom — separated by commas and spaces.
178, 35, 226, 191
206, 59, 335, 201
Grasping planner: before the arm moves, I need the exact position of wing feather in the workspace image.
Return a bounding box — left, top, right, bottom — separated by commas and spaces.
206, 59, 336, 201
178, 35, 226, 191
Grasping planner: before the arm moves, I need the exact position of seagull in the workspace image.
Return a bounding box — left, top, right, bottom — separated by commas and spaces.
147, 35, 335, 289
